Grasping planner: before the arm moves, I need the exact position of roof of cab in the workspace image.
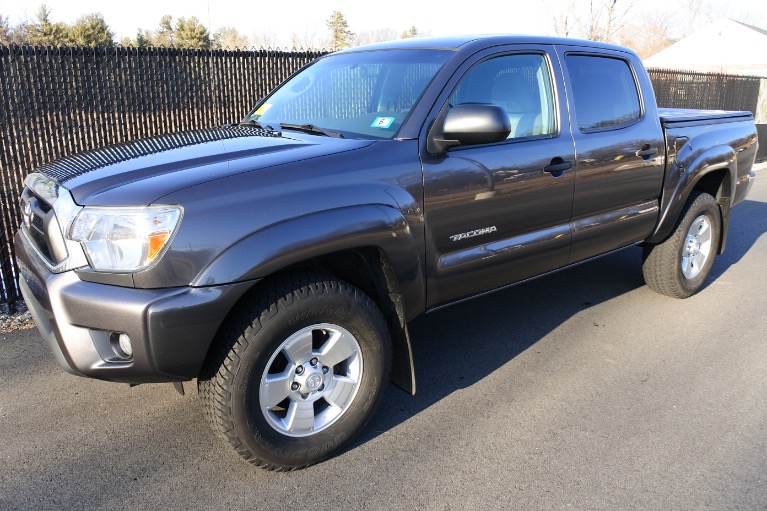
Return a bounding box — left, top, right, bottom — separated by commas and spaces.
335, 34, 636, 55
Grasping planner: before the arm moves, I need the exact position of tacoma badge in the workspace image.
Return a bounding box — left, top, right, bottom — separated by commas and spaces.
449, 226, 497, 242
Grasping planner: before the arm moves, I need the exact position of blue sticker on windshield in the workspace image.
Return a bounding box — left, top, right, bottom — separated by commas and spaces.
371, 117, 395, 128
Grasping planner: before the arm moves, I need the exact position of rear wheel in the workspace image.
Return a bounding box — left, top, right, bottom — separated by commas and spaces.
198, 273, 391, 470
642, 191, 721, 298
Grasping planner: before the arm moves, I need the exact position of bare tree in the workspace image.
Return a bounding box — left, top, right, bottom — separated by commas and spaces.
213, 26, 249, 49
601, 0, 637, 42
582, 0, 604, 40
616, 12, 678, 58
0, 14, 12, 44
289, 29, 326, 50
550, 0, 578, 37
352, 28, 399, 46
683, 0, 706, 34
251, 30, 280, 49
549, 0, 637, 42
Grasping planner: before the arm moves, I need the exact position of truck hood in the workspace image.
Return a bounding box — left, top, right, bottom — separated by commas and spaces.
38, 126, 374, 206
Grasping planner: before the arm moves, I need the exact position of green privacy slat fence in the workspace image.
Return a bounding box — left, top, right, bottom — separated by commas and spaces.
0, 45, 762, 304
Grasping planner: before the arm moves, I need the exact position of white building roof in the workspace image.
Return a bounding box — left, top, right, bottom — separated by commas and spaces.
644, 18, 767, 77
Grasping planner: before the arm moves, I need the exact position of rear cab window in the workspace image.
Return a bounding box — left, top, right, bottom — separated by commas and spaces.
565, 54, 642, 132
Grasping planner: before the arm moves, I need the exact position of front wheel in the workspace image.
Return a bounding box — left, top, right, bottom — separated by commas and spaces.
642, 191, 721, 298
198, 273, 391, 470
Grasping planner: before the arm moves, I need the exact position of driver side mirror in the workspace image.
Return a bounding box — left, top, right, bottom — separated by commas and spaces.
428, 103, 511, 154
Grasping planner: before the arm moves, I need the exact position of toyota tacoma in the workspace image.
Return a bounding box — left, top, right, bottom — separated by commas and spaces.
16, 35, 758, 470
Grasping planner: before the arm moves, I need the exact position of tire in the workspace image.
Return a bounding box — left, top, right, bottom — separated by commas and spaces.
642, 191, 721, 298
198, 273, 391, 471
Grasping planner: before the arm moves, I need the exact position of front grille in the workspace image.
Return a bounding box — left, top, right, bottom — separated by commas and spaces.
21, 187, 66, 266
31, 214, 45, 232
28, 226, 53, 261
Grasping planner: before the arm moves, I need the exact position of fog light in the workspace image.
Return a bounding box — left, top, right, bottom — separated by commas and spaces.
110, 332, 133, 360
118, 334, 133, 357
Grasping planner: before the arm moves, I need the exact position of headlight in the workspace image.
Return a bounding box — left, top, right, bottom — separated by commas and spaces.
69, 206, 182, 272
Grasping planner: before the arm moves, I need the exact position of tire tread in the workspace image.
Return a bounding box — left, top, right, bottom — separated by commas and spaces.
642, 191, 720, 298
198, 271, 389, 471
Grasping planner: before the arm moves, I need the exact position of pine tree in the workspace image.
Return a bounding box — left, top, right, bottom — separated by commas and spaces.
69, 13, 114, 47
174, 16, 210, 49
26, 5, 69, 46
153, 15, 174, 46
134, 29, 152, 48
326, 11, 352, 50
401, 26, 418, 39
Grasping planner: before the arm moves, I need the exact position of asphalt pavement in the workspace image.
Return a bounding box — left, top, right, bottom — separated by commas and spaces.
1, 164, 765, 510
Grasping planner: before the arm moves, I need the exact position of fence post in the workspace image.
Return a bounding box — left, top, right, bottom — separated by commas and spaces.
755, 79, 767, 124
756, 78, 767, 160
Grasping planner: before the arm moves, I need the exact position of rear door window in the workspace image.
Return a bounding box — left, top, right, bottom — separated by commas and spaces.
565, 55, 641, 132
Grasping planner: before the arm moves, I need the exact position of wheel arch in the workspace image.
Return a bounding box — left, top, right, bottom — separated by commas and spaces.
195, 205, 423, 394
648, 143, 736, 253
691, 167, 733, 253
642, 190, 722, 298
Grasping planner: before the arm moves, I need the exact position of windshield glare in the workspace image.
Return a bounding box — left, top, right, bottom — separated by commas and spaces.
246, 49, 453, 140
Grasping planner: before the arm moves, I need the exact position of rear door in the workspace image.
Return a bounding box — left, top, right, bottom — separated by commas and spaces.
421, 45, 576, 308
556, 47, 665, 263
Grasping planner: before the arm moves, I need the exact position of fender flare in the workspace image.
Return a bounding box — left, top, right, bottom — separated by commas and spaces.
193, 205, 423, 307
192, 204, 425, 394
648, 143, 736, 247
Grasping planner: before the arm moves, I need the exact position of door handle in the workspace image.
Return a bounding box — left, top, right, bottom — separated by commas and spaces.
636, 145, 658, 158
543, 158, 573, 176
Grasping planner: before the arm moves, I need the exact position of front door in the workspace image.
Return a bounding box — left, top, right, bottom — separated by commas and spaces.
421, 48, 576, 308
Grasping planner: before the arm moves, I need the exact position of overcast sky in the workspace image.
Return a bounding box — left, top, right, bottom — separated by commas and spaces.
1, 0, 765, 46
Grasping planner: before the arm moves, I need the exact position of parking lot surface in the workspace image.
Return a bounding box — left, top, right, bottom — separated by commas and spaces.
1, 166, 765, 510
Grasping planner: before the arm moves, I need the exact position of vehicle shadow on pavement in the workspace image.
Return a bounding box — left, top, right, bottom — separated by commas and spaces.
351, 195, 767, 450
355, 246, 646, 447
708, 198, 767, 281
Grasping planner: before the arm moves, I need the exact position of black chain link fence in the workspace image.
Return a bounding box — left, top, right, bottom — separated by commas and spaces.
648, 67, 762, 113
648, 67, 766, 162
0, 47, 763, 304
0, 44, 326, 304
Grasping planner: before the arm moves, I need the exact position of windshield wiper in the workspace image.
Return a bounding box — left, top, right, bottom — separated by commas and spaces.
238, 119, 276, 131
279, 123, 344, 138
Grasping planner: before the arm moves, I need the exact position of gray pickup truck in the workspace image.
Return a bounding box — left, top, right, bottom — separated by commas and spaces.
16, 35, 757, 470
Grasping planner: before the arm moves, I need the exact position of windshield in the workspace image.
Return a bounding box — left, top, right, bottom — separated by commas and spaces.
244, 49, 454, 140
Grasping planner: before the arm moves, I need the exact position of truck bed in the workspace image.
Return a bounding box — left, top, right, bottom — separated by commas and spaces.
659, 108, 754, 125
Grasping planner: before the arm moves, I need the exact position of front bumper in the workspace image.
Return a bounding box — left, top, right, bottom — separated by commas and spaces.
15, 230, 252, 383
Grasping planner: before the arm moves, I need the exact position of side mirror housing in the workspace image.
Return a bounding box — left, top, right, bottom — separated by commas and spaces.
428, 103, 511, 154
